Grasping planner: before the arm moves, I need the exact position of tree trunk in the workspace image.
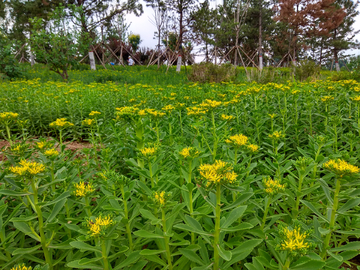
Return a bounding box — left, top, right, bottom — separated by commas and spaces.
234, 0, 240, 66
259, 0, 263, 70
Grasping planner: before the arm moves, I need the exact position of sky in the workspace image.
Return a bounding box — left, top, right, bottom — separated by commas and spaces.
125, 0, 360, 60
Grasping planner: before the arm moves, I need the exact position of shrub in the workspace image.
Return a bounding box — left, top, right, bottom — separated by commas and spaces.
329, 71, 360, 82
187, 62, 237, 83
294, 60, 320, 81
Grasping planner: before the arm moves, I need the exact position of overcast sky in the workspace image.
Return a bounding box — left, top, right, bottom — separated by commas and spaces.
125, 0, 360, 59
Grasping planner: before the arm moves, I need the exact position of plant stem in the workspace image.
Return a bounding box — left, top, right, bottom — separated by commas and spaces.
121, 184, 133, 250
213, 184, 221, 270
261, 196, 271, 230
5, 124, 12, 146
149, 161, 154, 188
101, 239, 109, 270
161, 208, 173, 270
188, 160, 195, 244
30, 177, 53, 269
85, 196, 92, 218
321, 176, 342, 259
294, 174, 304, 218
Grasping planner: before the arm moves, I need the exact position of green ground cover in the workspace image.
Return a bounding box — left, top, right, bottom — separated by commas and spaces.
1, 67, 360, 269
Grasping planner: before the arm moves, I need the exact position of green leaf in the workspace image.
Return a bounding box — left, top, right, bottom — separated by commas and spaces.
43, 191, 70, 207
216, 245, 232, 261
113, 251, 141, 270
13, 221, 41, 242
139, 249, 165, 255
327, 250, 343, 262
179, 248, 205, 265
318, 227, 330, 235
245, 257, 265, 270
331, 241, 360, 252
13, 245, 42, 255
0, 190, 31, 196
174, 224, 211, 236
47, 198, 66, 223
133, 230, 164, 239
70, 241, 101, 253
290, 260, 325, 270
337, 198, 360, 214
301, 200, 328, 223
221, 205, 247, 229
221, 222, 254, 232
223, 192, 253, 211
66, 260, 102, 269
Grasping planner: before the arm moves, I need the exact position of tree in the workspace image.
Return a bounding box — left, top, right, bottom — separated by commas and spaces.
0, 31, 22, 79
325, 0, 359, 71
67, 0, 143, 37
30, 5, 90, 81
128, 34, 141, 52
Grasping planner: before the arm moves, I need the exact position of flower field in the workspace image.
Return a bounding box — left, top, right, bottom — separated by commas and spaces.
1, 73, 360, 270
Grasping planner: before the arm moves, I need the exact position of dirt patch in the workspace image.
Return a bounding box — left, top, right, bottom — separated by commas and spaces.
0, 139, 93, 161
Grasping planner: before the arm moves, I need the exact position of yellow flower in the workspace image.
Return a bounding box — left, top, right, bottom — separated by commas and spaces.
49, 118, 74, 129
268, 114, 277, 119
321, 96, 334, 102
89, 111, 101, 117
225, 134, 248, 148
82, 118, 95, 126
269, 131, 284, 140
221, 114, 235, 121
115, 106, 139, 121
146, 109, 165, 118
36, 141, 47, 149
154, 191, 169, 206
88, 215, 113, 237
280, 226, 310, 252
199, 160, 238, 186
140, 147, 158, 158
179, 147, 200, 159
10, 264, 32, 270
263, 177, 285, 195
44, 148, 59, 157
0, 112, 19, 123
74, 181, 95, 197
10, 160, 45, 176
186, 106, 208, 116
351, 96, 360, 103
324, 159, 360, 177
162, 104, 175, 113
247, 144, 259, 153
199, 99, 222, 109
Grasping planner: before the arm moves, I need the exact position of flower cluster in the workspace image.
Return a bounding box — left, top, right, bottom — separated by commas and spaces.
247, 144, 259, 153
44, 148, 59, 158
186, 106, 208, 116
49, 118, 74, 129
10, 160, 45, 176
0, 112, 19, 123
225, 134, 248, 148
74, 181, 95, 197
263, 177, 285, 195
199, 99, 222, 110
115, 106, 139, 121
321, 96, 334, 103
153, 191, 170, 206
199, 160, 238, 186
82, 118, 95, 126
179, 147, 200, 159
324, 159, 360, 177
88, 215, 113, 237
146, 109, 166, 118
269, 131, 284, 140
279, 226, 310, 253
10, 265, 32, 270
221, 114, 235, 122
89, 111, 101, 117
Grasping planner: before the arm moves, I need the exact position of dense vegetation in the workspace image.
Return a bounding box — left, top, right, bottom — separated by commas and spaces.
1, 67, 360, 269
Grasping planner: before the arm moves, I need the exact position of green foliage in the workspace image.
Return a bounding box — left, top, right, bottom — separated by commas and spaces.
162, 32, 178, 51
0, 34, 22, 79
248, 67, 291, 84
29, 5, 90, 81
294, 60, 321, 81
2, 70, 360, 269
329, 71, 360, 82
187, 63, 237, 83
128, 34, 141, 52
